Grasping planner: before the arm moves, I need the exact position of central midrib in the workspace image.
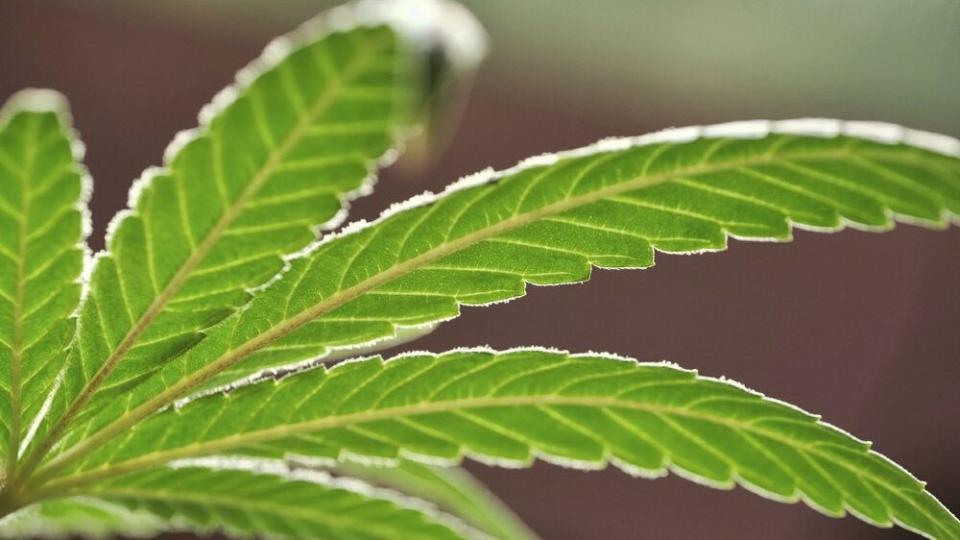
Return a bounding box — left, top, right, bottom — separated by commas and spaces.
20, 39, 385, 477
35, 143, 928, 482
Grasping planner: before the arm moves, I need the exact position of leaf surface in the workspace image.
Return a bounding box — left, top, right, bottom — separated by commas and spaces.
0, 91, 87, 473
45, 349, 960, 539
55, 120, 960, 464
24, 13, 432, 470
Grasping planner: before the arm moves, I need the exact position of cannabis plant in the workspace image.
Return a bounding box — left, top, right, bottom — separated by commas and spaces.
0, 1, 957, 538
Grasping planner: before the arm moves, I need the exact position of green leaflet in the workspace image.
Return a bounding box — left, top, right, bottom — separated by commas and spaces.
332, 460, 538, 540
23, 14, 430, 471
44, 349, 960, 539
55, 120, 960, 465
19, 466, 465, 540
0, 92, 87, 475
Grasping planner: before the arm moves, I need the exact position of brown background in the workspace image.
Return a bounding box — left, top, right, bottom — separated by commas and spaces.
1, 1, 958, 539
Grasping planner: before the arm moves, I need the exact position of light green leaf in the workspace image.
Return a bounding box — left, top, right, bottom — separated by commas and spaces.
21, 465, 466, 539
0, 90, 88, 475
55, 120, 960, 468
42, 349, 960, 539
21, 1, 474, 474
332, 460, 538, 540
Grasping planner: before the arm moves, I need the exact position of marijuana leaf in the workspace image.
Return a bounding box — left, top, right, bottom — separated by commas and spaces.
2, 0, 958, 538
42, 349, 960, 539
0, 91, 88, 478
0, 496, 168, 538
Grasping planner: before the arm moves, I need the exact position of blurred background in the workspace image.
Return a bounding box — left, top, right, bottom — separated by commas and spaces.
2, 0, 958, 538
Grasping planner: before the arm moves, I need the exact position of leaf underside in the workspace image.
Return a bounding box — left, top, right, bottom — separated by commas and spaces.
1, 2, 959, 539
